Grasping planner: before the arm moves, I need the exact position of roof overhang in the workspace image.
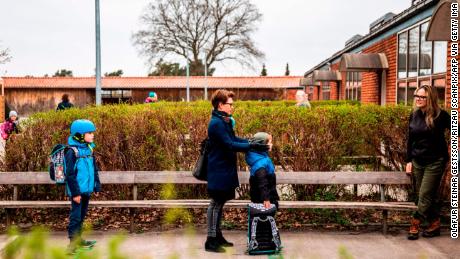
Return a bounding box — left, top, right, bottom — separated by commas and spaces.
312, 70, 342, 82
426, 0, 458, 41
300, 77, 320, 86
339, 53, 389, 72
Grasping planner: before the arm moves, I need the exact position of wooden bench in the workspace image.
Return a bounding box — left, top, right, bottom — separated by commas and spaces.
0, 171, 416, 234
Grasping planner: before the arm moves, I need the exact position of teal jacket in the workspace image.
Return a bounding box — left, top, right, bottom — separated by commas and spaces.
65, 136, 101, 197
245, 151, 275, 176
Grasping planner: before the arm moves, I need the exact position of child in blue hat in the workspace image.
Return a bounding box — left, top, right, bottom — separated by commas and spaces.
65, 119, 101, 254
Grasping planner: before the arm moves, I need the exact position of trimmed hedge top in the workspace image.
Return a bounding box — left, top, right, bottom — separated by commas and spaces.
3, 101, 410, 172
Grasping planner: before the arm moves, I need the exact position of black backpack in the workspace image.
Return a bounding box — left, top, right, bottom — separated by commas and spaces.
247, 203, 282, 255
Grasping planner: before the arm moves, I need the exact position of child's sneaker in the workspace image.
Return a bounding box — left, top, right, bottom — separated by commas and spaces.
80, 240, 97, 249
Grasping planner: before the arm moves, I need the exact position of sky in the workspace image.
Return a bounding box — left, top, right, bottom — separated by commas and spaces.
0, 0, 411, 77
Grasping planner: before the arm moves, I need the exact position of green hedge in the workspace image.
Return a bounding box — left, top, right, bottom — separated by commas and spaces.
3, 101, 409, 173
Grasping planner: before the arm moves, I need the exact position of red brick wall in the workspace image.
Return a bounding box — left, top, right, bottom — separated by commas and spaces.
312, 85, 319, 101
361, 72, 380, 104
340, 70, 346, 100
319, 83, 324, 100
305, 86, 314, 101
330, 63, 340, 100
362, 34, 398, 105
330, 81, 338, 100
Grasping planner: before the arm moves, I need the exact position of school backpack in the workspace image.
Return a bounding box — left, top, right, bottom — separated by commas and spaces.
247, 203, 282, 255
48, 144, 79, 185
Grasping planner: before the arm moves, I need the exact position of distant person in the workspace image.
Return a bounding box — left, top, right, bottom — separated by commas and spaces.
295, 90, 311, 108
57, 94, 74, 111
406, 85, 450, 240
1, 111, 19, 141
144, 92, 158, 103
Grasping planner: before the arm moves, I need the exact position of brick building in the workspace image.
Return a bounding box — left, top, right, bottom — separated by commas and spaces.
0, 76, 302, 117
302, 0, 453, 107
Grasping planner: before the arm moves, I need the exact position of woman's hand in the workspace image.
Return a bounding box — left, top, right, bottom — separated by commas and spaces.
405, 163, 412, 175
250, 142, 269, 152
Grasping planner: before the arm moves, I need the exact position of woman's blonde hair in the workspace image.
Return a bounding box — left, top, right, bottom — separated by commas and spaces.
413, 85, 440, 128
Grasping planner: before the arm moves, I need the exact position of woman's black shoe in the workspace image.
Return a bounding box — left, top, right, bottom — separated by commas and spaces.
205, 237, 225, 253
216, 233, 234, 247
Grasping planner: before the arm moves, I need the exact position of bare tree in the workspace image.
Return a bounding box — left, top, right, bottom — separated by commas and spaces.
133, 0, 264, 74
0, 44, 11, 64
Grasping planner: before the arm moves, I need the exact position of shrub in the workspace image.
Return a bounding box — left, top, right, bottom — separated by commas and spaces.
1, 101, 421, 201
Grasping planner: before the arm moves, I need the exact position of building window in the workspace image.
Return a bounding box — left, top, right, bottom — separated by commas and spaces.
433, 41, 448, 74
345, 72, 361, 101
408, 27, 419, 78
399, 22, 448, 78
398, 33, 408, 79
101, 90, 112, 98
407, 81, 418, 105
322, 82, 331, 100
397, 82, 407, 105
419, 23, 432, 76
101, 89, 132, 99
397, 20, 448, 106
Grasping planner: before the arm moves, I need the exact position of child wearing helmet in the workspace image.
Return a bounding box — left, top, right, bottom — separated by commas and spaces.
144, 91, 158, 103
65, 119, 101, 254
245, 132, 279, 209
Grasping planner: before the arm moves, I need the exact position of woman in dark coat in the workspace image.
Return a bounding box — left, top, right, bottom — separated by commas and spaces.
406, 85, 450, 240
205, 89, 268, 253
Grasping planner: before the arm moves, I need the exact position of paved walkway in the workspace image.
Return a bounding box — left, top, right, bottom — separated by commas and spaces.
1, 229, 459, 258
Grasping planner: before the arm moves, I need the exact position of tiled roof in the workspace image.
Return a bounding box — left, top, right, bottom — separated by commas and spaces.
0, 76, 302, 89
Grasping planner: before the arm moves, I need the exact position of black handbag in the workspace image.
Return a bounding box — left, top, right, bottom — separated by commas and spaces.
192, 137, 209, 181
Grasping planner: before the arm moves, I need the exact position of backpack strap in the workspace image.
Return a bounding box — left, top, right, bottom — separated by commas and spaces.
249, 216, 260, 250
66, 146, 92, 159
268, 216, 281, 250
67, 146, 80, 158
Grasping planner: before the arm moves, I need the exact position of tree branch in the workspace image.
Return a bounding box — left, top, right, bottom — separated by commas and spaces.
132, 0, 264, 74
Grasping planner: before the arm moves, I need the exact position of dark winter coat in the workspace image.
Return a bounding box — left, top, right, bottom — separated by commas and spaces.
246, 151, 279, 205
406, 109, 450, 165
56, 101, 74, 111
207, 110, 250, 192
